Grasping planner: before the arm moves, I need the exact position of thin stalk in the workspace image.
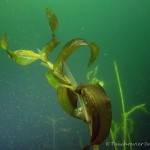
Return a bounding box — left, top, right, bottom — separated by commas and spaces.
47, 114, 56, 150
114, 61, 126, 150
127, 133, 133, 150
126, 104, 146, 117
110, 129, 117, 150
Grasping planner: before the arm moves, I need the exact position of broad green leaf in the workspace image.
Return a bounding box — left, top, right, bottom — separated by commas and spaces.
54, 38, 99, 73
45, 7, 58, 33
47, 70, 85, 120
0, 33, 7, 50
0, 33, 42, 66
57, 86, 78, 117
6, 49, 41, 66
75, 83, 112, 144
46, 70, 69, 89
39, 38, 60, 59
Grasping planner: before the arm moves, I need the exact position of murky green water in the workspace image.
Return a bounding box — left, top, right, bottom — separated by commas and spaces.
0, 0, 150, 150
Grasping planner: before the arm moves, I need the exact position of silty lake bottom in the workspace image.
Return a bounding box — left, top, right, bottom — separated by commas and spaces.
0, 0, 150, 150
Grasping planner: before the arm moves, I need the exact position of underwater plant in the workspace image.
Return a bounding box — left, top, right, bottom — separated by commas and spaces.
44, 113, 60, 150
0, 7, 112, 150
111, 61, 148, 150
86, 64, 148, 150
86, 66, 104, 87
43, 113, 71, 150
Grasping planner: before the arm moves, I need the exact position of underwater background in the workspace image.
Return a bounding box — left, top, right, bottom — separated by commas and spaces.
0, 0, 150, 150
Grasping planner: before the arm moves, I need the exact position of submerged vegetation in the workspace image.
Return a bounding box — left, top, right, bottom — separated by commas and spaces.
0, 7, 112, 150
87, 64, 148, 150
111, 61, 148, 150
43, 113, 71, 150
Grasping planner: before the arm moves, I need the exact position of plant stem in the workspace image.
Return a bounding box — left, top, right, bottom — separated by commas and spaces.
114, 61, 126, 150
126, 104, 146, 117
49, 114, 56, 150
110, 129, 118, 150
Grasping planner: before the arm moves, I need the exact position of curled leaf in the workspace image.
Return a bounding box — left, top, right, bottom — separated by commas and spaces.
45, 7, 58, 34
88, 43, 99, 67
54, 38, 99, 73
76, 83, 112, 144
57, 86, 86, 120
57, 87, 77, 116
0, 33, 7, 50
